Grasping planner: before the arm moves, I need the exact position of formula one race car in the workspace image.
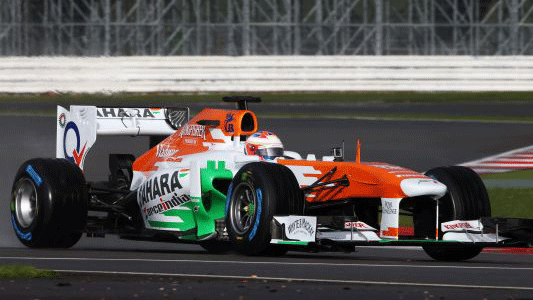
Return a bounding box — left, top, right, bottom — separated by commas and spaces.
10, 96, 533, 261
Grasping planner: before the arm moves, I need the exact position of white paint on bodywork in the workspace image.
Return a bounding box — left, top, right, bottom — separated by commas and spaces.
441, 220, 483, 232
56, 106, 97, 170
189, 160, 201, 199
400, 178, 447, 198
285, 165, 322, 187
316, 230, 382, 242
273, 216, 317, 242
380, 198, 402, 240
442, 232, 507, 243
283, 151, 302, 160
203, 128, 233, 150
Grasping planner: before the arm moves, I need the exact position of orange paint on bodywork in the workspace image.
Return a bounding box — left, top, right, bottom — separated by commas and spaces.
188, 108, 257, 137
132, 108, 258, 173
381, 227, 399, 237
279, 159, 429, 202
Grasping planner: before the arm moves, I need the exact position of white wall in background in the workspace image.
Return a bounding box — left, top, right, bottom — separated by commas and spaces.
0, 56, 532, 93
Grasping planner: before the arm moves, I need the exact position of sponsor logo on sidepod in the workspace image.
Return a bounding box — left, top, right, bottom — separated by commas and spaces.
143, 193, 192, 217
137, 170, 183, 205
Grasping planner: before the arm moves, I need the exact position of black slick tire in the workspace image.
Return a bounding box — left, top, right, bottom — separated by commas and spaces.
225, 162, 302, 256
414, 166, 491, 261
10, 158, 88, 248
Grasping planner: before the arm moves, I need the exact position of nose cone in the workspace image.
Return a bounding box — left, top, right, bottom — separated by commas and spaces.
400, 178, 447, 198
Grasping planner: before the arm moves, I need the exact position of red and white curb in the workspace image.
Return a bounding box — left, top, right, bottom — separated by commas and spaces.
460, 145, 533, 174
456, 145, 533, 253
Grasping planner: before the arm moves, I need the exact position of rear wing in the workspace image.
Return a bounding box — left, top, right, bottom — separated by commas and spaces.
56, 105, 189, 170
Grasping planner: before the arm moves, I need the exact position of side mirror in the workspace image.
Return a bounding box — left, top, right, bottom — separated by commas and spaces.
331, 147, 344, 162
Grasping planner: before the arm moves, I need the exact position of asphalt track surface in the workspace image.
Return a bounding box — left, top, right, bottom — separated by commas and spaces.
2, 110, 533, 299
6, 100, 533, 118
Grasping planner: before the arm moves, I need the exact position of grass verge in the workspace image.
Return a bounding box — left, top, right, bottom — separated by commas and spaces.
488, 188, 533, 218
3, 91, 533, 104
482, 169, 533, 180
398, 187, 533, 226
0, 265, 57, 279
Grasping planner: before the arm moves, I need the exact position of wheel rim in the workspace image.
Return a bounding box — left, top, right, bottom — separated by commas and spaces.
230, 182, 257, 235
14, 178, 38, 229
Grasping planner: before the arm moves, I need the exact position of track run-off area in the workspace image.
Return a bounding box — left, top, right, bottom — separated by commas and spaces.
2, 102, 533, 299
0, 246, 533, 299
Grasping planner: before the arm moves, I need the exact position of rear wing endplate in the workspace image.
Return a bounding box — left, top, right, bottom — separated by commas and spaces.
56, 105, 189, 170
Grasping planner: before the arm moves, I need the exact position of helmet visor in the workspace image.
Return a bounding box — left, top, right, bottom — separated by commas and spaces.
257, 147, 284, 158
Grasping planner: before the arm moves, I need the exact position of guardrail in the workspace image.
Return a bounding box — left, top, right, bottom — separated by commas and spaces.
0, 56, 532, 93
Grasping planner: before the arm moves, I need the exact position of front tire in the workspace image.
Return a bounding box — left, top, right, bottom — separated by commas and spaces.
415, 166, 491, 261
225, 162, 302, 256
11, 158, 88, 248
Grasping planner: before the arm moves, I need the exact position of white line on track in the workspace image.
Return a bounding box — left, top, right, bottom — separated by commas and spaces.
2, 256, 533, 271
53, 269, 533, 291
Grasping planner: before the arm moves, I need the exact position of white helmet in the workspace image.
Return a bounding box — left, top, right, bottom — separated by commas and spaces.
245, 131, 284, 160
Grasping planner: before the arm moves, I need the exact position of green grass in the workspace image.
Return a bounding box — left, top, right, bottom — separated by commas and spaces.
0, 265, 57, 279
3, 91, 533, 105
482, 169, 533, 180
397, 187, 533, 225
488, 188, 533, 218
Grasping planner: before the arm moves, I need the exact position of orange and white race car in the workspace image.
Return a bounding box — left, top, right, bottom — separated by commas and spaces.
10, 96, 533, 261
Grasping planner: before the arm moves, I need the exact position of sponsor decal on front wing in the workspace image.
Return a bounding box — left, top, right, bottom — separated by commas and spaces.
441, 220, 483, 232
344, 221, 377, 231
274, 216, 317, 242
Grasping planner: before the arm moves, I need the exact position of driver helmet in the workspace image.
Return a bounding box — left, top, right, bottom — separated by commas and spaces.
245, 131, 284, 160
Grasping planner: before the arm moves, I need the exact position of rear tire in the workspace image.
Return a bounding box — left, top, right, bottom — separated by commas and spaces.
415, 166, 491, 261
10, 158, 88, 248
225, 162, 302, 256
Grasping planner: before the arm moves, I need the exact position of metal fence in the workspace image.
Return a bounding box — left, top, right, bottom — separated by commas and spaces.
1, 0, 533, 56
